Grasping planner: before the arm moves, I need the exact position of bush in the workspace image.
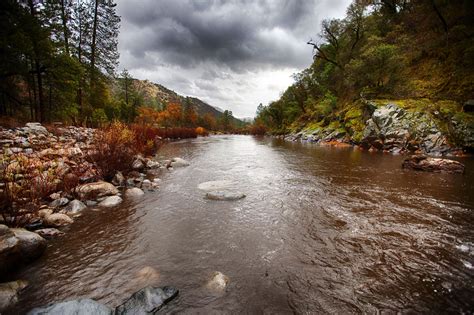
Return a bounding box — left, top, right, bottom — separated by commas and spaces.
0, 154, 59, 227
249, 124, 266, 135
88, 122, 138, 181
195, 127, 209, 136
130, 124, 163, 156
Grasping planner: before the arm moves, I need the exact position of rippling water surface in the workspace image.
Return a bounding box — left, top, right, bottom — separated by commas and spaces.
9, 135, 474, 314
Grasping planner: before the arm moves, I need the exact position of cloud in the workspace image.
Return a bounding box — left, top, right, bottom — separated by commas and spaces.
117, 0, 352, 117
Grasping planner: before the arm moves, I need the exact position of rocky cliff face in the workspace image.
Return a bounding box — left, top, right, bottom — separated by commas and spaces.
285, 102, 474, 156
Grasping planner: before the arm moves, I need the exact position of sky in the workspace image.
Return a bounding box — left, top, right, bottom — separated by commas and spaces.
116, 0, 352, 118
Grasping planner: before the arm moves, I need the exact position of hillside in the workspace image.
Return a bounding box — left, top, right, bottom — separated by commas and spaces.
254, 1, 474, 155
130, 79, 243, 125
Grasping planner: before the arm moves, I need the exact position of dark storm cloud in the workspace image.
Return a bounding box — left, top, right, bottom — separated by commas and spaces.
118, 0, 349, 70
117, 0, 351, 117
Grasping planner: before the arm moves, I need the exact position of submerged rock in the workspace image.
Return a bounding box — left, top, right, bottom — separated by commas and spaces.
0, 280, 28, 312
28, 298, 113, 315
205, 191, 246, 201
402, 155, 465, 173
206, 271, 229, 292
75, 181, 119, 200
98, 195, 123, 207
170, 157, 190, 168
115, 286, 179, 315
35, 228, 65, 239
198, 180, 234, 191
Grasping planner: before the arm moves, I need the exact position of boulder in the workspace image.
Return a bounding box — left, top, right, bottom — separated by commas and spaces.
24, 122, 48, 135
206, 271, 229, 291
125, 188, 145, 198
64, 199, 87, 214
28, 298, 113, 315
402, 155, 465, 174
49, 197, 70, 208
10, 229, 46, 261
75, 181, 119, 200
44, 213, 74, 227
146, 160, 160, 169
98, 196, 123, 207
205, 191, 246, 201
0, 225, 20, 272
170, 157, 190, 168
115, 286, 179, 315
35, 228, 65, 239
132, 158, 145, 171
38, 208, 54, 219
0, 280, 28, 312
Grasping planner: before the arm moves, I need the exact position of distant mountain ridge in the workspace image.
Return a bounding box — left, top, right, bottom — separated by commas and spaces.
131, 79, 243, 124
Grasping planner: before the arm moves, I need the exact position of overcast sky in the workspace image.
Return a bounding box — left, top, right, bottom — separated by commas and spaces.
116, 0, 352, 118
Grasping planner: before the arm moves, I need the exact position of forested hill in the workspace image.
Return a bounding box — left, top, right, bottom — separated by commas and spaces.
254, 0, 474, 153
129, 79, 233, 121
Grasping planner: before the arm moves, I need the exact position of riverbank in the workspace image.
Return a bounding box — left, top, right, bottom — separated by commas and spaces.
0, 122, 195, 312
276, 101, 474, 157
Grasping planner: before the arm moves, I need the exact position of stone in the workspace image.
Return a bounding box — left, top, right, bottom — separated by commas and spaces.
115, 286, 179, 315
28, 298, 113, 315
402, 155, 465, 174
206, 271, 229, 291
170, 157, 190, 168
141, 179, 152, 189
125, 188, 145, 198
49, 197, 70, 208
0, 225, 20, 272
10, 229, 46, 261
0, 280, 28, 312
38, 208, 53, 219
49, 192, 61, 200
146, 160, 160, 169
35, 228, 64, 239
205, 191, 246, 201
132, 156, 145, 170
198, 180, 234, 191
25, 122, 48, 135
64, 199, 87, 214
112, 171, 125, 186
98, 196, 123, 207
44, 213, 74, 227
75, 181, 119, 200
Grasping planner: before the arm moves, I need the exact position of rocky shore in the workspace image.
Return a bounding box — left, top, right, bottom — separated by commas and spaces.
0, 122, 191, 312
283, 102, 474, 156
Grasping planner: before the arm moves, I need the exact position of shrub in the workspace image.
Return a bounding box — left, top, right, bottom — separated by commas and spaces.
88, 122, 138, 181
195, 127, 209, 136
130, 124, 163, 156
249, 124, 266, 135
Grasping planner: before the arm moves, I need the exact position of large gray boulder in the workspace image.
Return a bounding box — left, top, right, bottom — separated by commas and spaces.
75, 181, 119, 200
115, 286, 179, 315
0, 280, 28, 312
10, 229, 46, 261
28, 298, 113, 315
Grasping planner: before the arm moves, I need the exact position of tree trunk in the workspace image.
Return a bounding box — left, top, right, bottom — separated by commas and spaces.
60, 0, 70, 55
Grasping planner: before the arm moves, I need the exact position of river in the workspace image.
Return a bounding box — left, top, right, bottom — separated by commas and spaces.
9, 135, 474, 314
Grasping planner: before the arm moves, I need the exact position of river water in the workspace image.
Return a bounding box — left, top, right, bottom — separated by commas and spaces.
9, 135, 474, 314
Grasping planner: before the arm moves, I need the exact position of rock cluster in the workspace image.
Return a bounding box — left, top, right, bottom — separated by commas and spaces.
27, 286, 179, 315
402, 155, 465, 173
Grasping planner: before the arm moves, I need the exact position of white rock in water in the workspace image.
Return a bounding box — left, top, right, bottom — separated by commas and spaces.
205, 191, 246, 201
98, 196, 123, 207
198, 180, 234, 191
206, 271, 229, 291
125, 188, 145, 198
170, 157, 190, 167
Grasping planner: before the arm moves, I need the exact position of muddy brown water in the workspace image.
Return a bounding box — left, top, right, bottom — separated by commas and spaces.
6, 135, 474, 314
